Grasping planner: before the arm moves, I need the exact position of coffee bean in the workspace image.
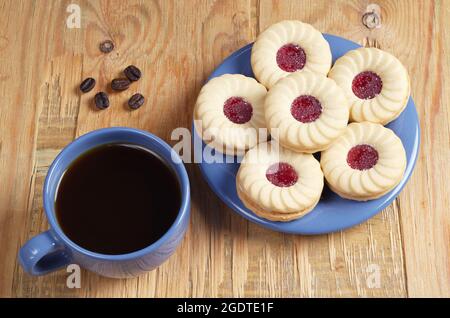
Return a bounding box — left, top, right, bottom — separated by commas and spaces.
79, 77, 96, 93
111, 78, 131, 91
128, 93, 145, 110
99, 40, 114, 53
124, 65, 141, 82
94, 92, 109, 109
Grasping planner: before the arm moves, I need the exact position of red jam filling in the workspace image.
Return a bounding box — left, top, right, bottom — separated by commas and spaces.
347, 144, 379, 170
352, 71, 382, 99
276, 44, 306, 72
290, 95, 322, 123
223, 97, 253, 124
266, 162, 298, 187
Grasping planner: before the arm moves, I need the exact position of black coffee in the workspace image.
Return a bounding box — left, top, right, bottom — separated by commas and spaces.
55, 143, 181, 255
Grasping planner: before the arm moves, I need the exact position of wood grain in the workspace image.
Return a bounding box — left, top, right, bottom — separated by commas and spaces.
0, 0, 448, 297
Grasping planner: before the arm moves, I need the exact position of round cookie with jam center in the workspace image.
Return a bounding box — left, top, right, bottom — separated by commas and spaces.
328, 47, 410, 125
194, 74, 268, 155
236, 141, 324, 222
251, 20, 332, 88
265, 71, 349, 153
320, 122, 406, 201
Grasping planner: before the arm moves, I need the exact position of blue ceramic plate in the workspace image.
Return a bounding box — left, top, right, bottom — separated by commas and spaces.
193, 34, 420, 234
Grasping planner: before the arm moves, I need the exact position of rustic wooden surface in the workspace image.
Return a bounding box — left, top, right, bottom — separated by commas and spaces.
0, 0, 448, 297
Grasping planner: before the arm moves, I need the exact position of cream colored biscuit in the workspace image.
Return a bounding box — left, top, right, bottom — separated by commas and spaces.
251, 20, 332, 88
194, 74, 267, 155
328, 47, 410, 125
265, 71, 349, 153
236, 142, 324, 222
321, 122, 406, 201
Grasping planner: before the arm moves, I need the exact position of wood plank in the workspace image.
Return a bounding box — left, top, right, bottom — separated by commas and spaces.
3, 0, 449, 297
73, 0, 254, 298
0, 0, 56, 297
12, 0, 256, 297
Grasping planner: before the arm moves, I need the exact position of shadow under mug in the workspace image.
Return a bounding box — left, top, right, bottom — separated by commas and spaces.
19, 127, 190, 278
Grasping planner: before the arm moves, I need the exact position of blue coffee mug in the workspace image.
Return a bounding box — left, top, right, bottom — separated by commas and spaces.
19, 127, 190, 278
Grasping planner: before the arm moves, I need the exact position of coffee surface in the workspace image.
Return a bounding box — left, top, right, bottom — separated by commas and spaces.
55, 143, 181, 255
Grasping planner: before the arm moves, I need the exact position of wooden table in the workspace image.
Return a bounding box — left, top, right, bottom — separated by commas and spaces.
1, 0, 448, 298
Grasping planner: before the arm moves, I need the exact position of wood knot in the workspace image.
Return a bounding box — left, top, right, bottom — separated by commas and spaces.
362, 4, 381, 29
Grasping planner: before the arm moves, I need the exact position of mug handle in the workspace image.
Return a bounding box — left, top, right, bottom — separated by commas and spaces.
19, 230, 71, 275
